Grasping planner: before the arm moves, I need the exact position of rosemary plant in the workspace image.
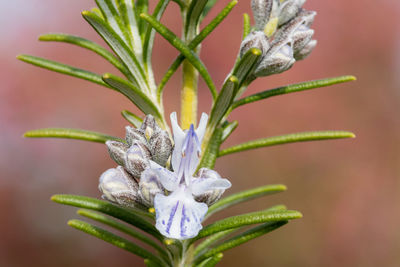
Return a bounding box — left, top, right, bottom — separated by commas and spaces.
18, 0, 356, 266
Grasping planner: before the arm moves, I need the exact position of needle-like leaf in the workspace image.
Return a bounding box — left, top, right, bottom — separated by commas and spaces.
196, 205, 288, 257
140, 13, 217, 99
194, 209, 302, 241
95, 0, 132, 47
38, 33, 129, 75
82, 10, 148, 90
68, 219, 165, 266
242, 13, 251, 39
117, 0, 144, 58
77, 209, 167, 258
206, 184, 287, 218
121, 110, 143, 128
17, 54, 108, 87
24, 128, 123, 143
197, 253, 224, 267
194, 222, 287, 264
208, 76, 239, 129
52, 194, 162, 240
221, 121, 238, 143
219, 131, 356, 157
185, 0, 208, 37
198, 127, 223, 170
102, 73, 162, 118
233, 76, 357, 109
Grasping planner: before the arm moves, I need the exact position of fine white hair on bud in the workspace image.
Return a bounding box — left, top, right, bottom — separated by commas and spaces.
251, 0, 274, 31
240, 31, 270, 57
99, 166, 141, 208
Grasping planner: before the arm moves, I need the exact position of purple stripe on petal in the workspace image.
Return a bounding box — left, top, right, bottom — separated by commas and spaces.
166, 201, 179, 235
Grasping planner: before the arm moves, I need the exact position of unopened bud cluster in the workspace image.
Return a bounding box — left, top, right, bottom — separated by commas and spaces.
241, 0, 317, 77
98, 115, 227, 213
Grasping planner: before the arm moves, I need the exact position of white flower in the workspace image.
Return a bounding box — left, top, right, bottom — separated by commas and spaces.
140, 112, 231, 240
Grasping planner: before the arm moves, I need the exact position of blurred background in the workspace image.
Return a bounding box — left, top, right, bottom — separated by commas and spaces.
1, 0, 400, 266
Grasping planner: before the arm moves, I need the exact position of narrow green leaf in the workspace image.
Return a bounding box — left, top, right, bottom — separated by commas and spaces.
194, 229, 237, 257
52, 194, 162, 240
185, 0, 208, 36
82, 10, 148, 90
142, 0, 170, 75
219, 131, 356, 157
195, 222, 286, 264
232, 48, 262, 87
233, 75, 357, 109
198, 127, 223, 170
242, 13, 251, 39
194, 209, 302, 241
38, 33, 128, 75
95, 0, 132, 47
221, 121, 238, 143
68, 219, 165, 265
206, 184, 287, 218
157, 0, 238, 97
17, 54, 108, 87
77, 209, 167, 258
91, 7, 104, 19
144, 259, 160, 267
118, 0, 143, 58
197, 253, 224, 267
141, 13, 217, 99
24, 128, 123, 143
208, 76, 239, 129
196, 204, 288, 257
121, 110, 143, 128
135, 0, 149, 38
102, 73, 161, 118
202, 0, 219, 18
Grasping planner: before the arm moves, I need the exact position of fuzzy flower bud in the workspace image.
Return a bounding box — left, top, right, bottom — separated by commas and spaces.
125, 142, 151, 179
106, 140, 129, 166
149, 130, 173, 167
194, 168, 227, 206
254, 39, 295, 77
99, 166, 141, 207
278, 0, 306, 26
240, 31, 270, 58
294, 39, 317, 60
251, 0, 274, 31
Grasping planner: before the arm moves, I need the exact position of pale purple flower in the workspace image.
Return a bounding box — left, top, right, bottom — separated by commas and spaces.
140, 112, 231, 240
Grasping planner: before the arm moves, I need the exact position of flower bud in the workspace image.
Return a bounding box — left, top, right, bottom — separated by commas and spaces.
254, 39, 295, 77
294, 39, 317, 60
251, 0, 274, 30
106, 140, 129, 166
278, 0, 306, 26
149, 130, 173, 167
99, 166, 140, 207
139, 169, 164, 207
194, 168, 225, 206
124, 141, 151, 179
240, 31, 270, 58
140, 115, 160, 140
125, 126, 147, 146
275, 11, 315, 54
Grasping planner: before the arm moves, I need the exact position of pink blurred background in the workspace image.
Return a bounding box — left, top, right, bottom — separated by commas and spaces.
1, 0, 400, 266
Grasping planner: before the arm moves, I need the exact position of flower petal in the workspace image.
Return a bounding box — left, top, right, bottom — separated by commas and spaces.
170, 112, 185, 171
195, 112, 208, 143
154, 188, 208, 240
191, 177, 232, 196
152, 167, 179, 192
